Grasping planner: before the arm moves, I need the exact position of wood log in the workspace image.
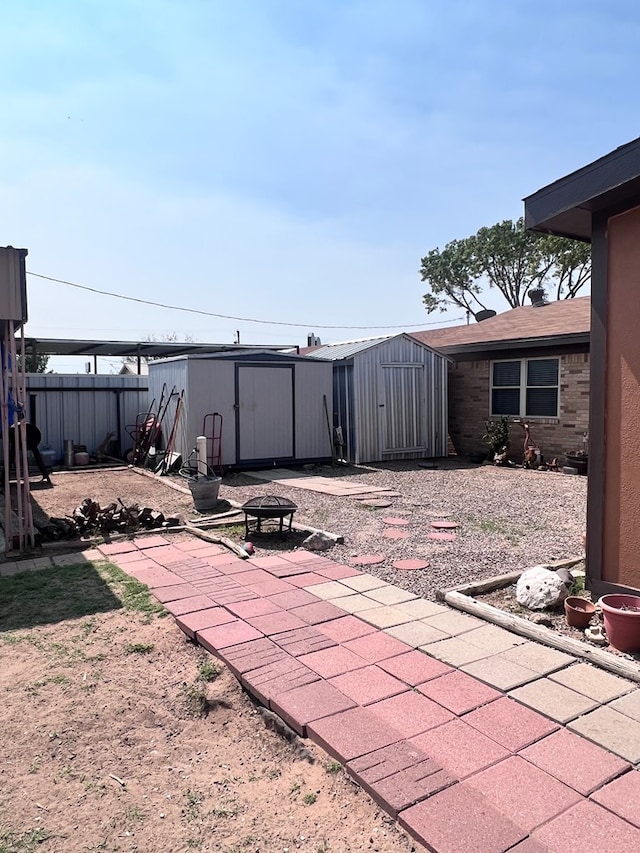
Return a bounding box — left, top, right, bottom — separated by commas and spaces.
183, 523, 248, 559
444, 589, 640, 684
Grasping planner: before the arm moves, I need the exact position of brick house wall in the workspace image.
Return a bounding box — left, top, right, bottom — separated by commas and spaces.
448, 349, 590, 461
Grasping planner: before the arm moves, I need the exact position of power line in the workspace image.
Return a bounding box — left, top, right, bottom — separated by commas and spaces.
27, 271, 462, 331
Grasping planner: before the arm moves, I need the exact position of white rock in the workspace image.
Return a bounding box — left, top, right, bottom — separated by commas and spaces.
516, 566, 568, 610
303, 531, 335, 551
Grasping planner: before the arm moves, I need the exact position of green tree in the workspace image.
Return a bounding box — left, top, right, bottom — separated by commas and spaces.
17, 352, 50, 373
420, 217, 591, 316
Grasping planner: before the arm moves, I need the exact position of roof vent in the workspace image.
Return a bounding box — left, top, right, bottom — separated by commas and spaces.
475, 309, 497, 323
528, 288, 547, 307
307, 333, 322, 347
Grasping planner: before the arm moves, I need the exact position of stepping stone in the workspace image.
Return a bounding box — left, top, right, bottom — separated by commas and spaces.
411, 718, 510, 780
175, 606, 237, 639
308, 706, 403, 763
428, 531, 457, 542
400, 784, 526, 853
359, 499, 393, 508
341, 574, 388, 592
269, 625, 336, 657
382, 528, 410, 540
351, 554, 386, 567
464, 755, 581, 833
464, 696, 559, 752
533, 800, 640, 852
521, 728, 630, 796
548, 663, 635, 703
591, 769, 640, 827
417, 670, 501, 715
568, 705, 640, 763
368, 691, 454, 738
363, 585, 417, 606
330, 665, 408, 705
393, 559, 430, 571
316, 564, 361, 580
381, 516, 409, 526
344, 631, 412, 663
299, 646, 369, 678
271, 680, 356, 736
430, 520, 460, 530
289, 600, 345, 625
317, 615, 376, 643
164, 595, 218, 617
378, 650, 452, 686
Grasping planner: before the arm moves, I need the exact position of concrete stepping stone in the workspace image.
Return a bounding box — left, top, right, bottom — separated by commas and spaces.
533, 800, 640, 852
315, 564, 361, 580
359, 605, 416, 629
224, 598, 283, 619
387, 620, 449, 648
100, 540, 139, 555
340, 573, 388, 592
245, 611, 308, 635
363, 585, 417, 606
269, 625, 336, 657
198, 619, 264, 652
351, 554, 386, 567
175, 606, 237, 639
268, 589, 318, 609
394, 598, 448, 619
464, 756, 581, 833
430, 520, 460, 530
521, 728, 630, 796
286, 572, 328, 587
308, 705, 404, 764
164, 595, 218, 617
381, 516, 409, 526
464, 697, 559, 752
400, 784, 526, 853
242, 659, 321, 707
461, 657, 541, 692
270, 680, 356, 736
317, 615, 376, 643
382, 528, 410, 540
347, 742, 454, 818
509, 679, 600, 724
609, 689, 640, 722
591, 769, 640, 827
359, 499, 393, 508
427, 531, 457, 541
343, 631, 412, 663
329, 665, 409, 705
392, 559, 430, 571
219, 637, 288, 677
568, 705, 640, 763
368, 691, 454, 738
417, 670, 501, 715
289, 600, 345, 625
298, 645, 369, 678
378, 650, 452, 685
548, 662, 635, 703
410, 718, 510, 780
423, 610, 484, 636
152, 582, 200, 603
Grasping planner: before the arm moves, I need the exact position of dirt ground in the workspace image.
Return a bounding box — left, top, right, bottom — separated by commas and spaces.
0, 562, 417, 853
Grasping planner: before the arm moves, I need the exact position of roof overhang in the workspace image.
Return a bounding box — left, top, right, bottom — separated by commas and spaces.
439, 331, 590, 357
524, 136, 640, 242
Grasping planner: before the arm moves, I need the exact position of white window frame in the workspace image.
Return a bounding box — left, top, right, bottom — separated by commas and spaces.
490, 357, 560, 419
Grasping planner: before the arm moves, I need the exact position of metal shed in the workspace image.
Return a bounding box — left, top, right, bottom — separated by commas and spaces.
147, 350, 334, 469
307, 334, 449, 464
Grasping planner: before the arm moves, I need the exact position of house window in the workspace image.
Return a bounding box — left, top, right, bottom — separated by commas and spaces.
491, 358, 559, 418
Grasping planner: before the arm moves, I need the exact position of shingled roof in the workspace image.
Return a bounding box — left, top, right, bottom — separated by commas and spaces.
411, 296, 590, 354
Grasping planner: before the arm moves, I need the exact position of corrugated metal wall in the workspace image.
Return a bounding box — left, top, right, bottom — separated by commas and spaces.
332, 363, 355, 461
147, 358, 191, 460
188, 359, 236, 465
25, 374, 149, 460
350, 336, 448, 464
294, 360, 334, 460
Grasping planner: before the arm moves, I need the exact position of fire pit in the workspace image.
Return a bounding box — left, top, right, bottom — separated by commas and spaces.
241, 495, 298, 538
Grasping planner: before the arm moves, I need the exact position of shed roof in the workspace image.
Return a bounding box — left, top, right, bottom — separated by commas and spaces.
23, 338, 297, 359
304, 333, 447, 362
411, 296, 590, 355
524, 136, 640, 241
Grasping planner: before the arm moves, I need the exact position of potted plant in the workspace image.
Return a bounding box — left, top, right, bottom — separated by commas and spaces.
483, 417, 513, 466
599, 594, 640, 653
564, 596, 596, 629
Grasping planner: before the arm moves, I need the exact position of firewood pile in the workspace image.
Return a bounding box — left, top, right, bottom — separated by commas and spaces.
39, 497, 181, 541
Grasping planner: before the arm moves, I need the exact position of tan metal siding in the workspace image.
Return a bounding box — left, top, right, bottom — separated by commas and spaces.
188, 359, 237, 466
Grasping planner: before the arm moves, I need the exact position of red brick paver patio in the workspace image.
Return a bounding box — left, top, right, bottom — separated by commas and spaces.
99, 537, 640, 853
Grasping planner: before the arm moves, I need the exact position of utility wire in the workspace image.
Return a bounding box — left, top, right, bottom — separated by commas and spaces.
27, 271, 462, 331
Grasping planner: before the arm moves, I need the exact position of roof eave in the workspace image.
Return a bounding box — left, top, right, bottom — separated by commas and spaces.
439, 331, 590, 356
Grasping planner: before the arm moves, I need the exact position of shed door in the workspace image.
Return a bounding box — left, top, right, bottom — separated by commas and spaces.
236, 365, 294, 463
379, 364, 426, 454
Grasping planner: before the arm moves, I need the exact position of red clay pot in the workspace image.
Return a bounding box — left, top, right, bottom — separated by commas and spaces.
564, 596, 596, 630
599, 594, 640, 653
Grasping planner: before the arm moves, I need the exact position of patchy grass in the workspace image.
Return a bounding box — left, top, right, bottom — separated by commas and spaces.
325, 761, 342, 774
0, 826, 52, 853
0, 561, 164, 633
125, 642, 155, 655
182, 681, 209, 717
197, 659, 220, 682
303, 793, 317, 805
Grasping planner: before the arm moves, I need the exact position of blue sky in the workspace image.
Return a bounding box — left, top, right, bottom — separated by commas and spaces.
2, 0, 639, 370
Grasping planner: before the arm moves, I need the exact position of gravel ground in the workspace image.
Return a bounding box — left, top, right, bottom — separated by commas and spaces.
219, 460, 587, 601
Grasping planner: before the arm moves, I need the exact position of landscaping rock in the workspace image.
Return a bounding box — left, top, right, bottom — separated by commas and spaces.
529, 613, 554, 628
303, 531, 335, 552
555, 567, 574, 589
516, 566, 568, 610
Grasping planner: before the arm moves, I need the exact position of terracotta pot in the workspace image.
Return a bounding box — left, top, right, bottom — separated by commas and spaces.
564, 596, 596, 630
599, 594, 640, 653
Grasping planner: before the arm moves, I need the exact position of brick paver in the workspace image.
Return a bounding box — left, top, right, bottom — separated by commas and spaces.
107, 536, 640, 853
464, 697, 559, 751
509, 678, 600, 724
329, 665, 408, 705
400, 785, 526, 853
271, 680, 356, 736
548, 662, 635, 703
417, 670, 501, 715
568, 705, 640, 763
532, 800, 640, 851
464, 756, 581, 831
410, 718, 510, 779
591, 768, 640, 827
521, 728, 630, 796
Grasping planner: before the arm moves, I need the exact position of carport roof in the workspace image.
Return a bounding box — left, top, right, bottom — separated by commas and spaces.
23, 338, 298, 359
